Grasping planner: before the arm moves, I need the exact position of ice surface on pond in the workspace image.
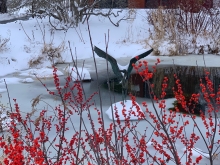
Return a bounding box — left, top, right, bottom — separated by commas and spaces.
106, 100, 145, 120
181, 147, 218, 159
0, 77, 23, 93
64, 66, 91, 81
0, 89, 6, 93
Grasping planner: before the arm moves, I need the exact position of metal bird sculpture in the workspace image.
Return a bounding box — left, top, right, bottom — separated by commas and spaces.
94, 46, 153, 100
94, 46, 153, 80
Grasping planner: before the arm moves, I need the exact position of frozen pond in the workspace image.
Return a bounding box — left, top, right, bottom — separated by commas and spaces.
0, 63, 219, 165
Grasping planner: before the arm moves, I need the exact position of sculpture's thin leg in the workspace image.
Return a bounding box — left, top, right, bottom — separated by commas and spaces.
121, 71, 128, 103
122, 87, 127, 103
121, 83, 124, 103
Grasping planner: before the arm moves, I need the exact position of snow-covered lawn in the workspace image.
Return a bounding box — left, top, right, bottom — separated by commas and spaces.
1, 9, 220, 78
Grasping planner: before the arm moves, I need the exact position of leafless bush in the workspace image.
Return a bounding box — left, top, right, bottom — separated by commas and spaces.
41, 42, 65, 64
147, 3, 220, 55
0, 0, 7, 13
28, 54, 44, 67
8, 0, 131, 30
19, 19, 66, 68
28, 42, 65, 68
7, 0, 25, 10
147, 7, 181, 55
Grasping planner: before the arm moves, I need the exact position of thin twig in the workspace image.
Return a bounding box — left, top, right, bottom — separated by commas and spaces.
4, 79, 12, 112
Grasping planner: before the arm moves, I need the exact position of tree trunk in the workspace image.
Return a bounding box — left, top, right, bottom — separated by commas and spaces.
0, 0, 7, 13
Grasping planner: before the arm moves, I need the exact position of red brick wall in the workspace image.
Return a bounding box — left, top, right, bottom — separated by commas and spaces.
128, 0, 145, 8
145, 0, 213, 9
89, 0, 213, 9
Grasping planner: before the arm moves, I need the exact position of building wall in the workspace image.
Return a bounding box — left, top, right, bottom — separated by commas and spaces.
97, 0, 128, 8
92, 0, 214, 9
128, 0, 213, 9
128, 0, 145, 8
128, 0, 179, 9
145, 0, 178, 8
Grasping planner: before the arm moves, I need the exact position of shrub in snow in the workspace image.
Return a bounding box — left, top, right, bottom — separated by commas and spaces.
0, 107, 17, 132
41, 43, 64, 65
105, 100, 145, 120
28, 43, 64, 68
147, 5, 220, 55
11, 0, 133, 30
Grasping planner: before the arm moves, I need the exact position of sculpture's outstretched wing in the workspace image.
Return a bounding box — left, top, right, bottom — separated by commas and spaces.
94, 46, 123, 79
127, 48, 153, 78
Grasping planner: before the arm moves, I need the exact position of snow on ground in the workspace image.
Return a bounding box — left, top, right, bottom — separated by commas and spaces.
21, 77, 34, 83
19, 68, 63, 78
64, 66, 91, 81
156, 40, 177, 56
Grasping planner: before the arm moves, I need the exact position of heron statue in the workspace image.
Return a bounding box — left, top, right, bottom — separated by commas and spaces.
94, 46, 153, 100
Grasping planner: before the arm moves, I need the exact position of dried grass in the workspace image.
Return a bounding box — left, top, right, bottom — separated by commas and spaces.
146, 7, 181, 56
41, 43, 64, 61
146, 5, 220, 56
34, 115, 42, 126
0, 36, 9, 52
153, 49, 160, 56
31, 94, 41, 109
28, 55, 44, 67
149, 6, 166, 40
28, 42, 65, 68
